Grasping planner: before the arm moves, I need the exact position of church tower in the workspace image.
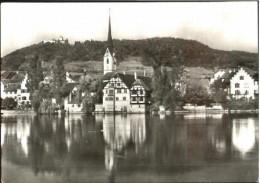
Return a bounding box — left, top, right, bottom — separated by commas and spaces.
104, 10, 117, 75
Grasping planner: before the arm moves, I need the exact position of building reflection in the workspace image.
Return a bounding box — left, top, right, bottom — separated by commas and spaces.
1, 113, 258, 181
102, 114, 146, 175
1, 115, 33, 157
232, 118, 256, 157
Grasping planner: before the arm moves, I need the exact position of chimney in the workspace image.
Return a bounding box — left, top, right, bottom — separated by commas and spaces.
143, 69, 146, 76
134, 72, 137, 80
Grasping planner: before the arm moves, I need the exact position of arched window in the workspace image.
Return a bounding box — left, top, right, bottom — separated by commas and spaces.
235, 83, 239, 88
245, 90, 248, 95
107, 58, 109, 64
240, 76, 244, 80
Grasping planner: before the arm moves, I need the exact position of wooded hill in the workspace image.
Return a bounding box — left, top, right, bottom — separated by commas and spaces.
2, 37, 258, 71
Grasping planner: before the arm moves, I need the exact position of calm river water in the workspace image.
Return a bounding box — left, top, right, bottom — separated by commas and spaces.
1, 113, 259, 182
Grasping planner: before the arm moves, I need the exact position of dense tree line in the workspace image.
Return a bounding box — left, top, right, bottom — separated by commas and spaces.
2, 37, 258, 71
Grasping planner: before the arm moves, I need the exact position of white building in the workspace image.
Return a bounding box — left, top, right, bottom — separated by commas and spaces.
63, 84, 84, 113
230, 67, 258, 99
210, 67, 258, 100
102, 72, 152, 113
1, 72, 31, 108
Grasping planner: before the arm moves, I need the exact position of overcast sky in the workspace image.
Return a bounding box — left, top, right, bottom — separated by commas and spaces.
1, 2, 258, 57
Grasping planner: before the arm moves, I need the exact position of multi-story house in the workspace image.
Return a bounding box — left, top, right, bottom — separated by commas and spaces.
230, 67, 258, 99
210, 67, 258, 100
1, 71, 31, 108
102, 72, 152, 113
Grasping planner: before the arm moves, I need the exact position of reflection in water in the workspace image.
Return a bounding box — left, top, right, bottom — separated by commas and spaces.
232, 118, 256, 156
1, 113, 258, 182
1, 115, 33, 157
183, 113, 223, 119
102, 114, 146, 175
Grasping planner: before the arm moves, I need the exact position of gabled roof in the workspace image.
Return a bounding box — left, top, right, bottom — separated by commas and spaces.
102, 72, 152, 90
4, 83, 21, 92
241, 67, 258, 81
1, 71, 16, 80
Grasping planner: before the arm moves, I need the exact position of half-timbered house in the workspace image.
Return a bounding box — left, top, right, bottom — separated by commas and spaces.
102, 72, 152, 113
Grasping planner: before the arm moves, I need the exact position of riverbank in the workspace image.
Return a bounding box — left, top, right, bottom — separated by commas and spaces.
1, 109, 258, 115
174, 109, 259, 114
1, 109, 36, 115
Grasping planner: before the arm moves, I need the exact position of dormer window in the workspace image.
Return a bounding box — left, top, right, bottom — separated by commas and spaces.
240, 76, 244, 80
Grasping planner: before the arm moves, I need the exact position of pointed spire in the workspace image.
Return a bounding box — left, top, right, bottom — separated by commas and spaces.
107, 8, 114, 53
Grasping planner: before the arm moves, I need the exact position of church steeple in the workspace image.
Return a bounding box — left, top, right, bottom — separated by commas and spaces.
107, 9, 114, 53
103, 9, 116, 75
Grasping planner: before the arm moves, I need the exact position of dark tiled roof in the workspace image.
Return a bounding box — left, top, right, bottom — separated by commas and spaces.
1, 71, 16, 79
241, 67, 258, 81
11, 73, 25, 81
69, 75, 81, 82
102, 72, 152, 90
66, 83, 80, 92
4, 83, 21, 92
136, 75, 152, 89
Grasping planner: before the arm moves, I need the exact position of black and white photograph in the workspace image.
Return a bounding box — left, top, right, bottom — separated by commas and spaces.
1, 1, 259, 182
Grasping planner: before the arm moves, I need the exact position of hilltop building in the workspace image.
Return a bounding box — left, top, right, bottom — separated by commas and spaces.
97, 12, 152, 113
43, 36, 68, 44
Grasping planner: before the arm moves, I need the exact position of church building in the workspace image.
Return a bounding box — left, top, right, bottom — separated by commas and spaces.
98, 12, 152, 113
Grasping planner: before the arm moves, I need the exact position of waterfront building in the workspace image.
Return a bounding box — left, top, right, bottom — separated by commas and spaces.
210, 67, 258, 99
102, 72, 152, 113
63, 83, 84, 113
1, 71, 31, 108
230, 67, 258, 99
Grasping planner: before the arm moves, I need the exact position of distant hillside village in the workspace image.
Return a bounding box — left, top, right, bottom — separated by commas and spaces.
1, 14, 259, 114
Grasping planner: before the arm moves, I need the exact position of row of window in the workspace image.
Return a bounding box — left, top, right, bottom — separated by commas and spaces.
13, 96, 28, 100
7, 89, 28, 95
71, 104, 82, 108
131, 90, 144, 95
105, 97, 127, 101
131, 96, 144, 102
235, 90, 249, 95
106, 89, 128, 94
109, 82, 122, 87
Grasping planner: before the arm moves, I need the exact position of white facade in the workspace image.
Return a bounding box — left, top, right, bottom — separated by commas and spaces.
129, 81, 148, 113
2, 73, 31, 107
64, 86, 83, 113
1, 81, 6, 99
103, 48, 116, 74
17, 73, 31, 106
230, 68, 258, 99
103, 76, 130, 112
